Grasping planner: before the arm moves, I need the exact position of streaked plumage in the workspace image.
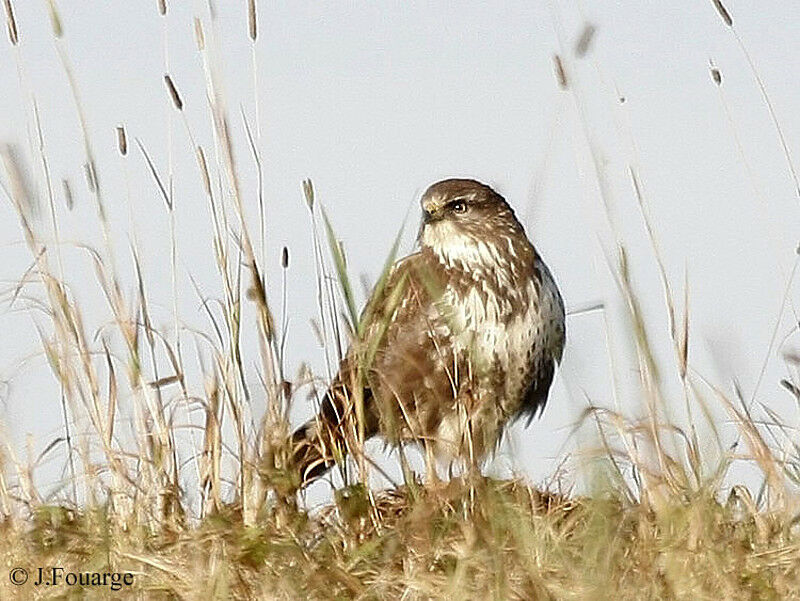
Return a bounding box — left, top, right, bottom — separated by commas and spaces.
292, 179, 565, 486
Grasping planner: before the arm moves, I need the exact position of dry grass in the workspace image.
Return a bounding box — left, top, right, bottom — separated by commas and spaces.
0, 2, 799, 599
2, 475, 798, 600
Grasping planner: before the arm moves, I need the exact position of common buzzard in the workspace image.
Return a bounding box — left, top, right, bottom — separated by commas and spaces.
292, 179, 565, 486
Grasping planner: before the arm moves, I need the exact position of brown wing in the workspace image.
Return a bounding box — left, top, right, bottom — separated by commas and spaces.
519, 259, 565, 423
363, 250, 459, 444
292, 250, 456, 484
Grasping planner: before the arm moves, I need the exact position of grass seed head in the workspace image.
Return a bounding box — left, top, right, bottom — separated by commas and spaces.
196, 146, 211, 197
83, 161, 97, 193
575, 23, 596, 57
553, 54, 568, 90
45, 0, 62, 38
1, 144, 39, 219
248, 0, 257, 42
116, 125, 128, 156
711, 0, 733, 27
164, 74, 184, 111
3, 0, 18, 46
193, 17, 205, 51
61, 178, 73, 210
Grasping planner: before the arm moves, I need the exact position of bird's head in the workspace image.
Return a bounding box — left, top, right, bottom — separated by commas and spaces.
418, 179, 531, 270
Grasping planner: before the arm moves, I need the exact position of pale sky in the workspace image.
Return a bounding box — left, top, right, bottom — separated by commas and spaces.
1, 1, 799, 500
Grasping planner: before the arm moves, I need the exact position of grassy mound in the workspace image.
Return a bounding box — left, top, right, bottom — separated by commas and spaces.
2, 476, 797, 599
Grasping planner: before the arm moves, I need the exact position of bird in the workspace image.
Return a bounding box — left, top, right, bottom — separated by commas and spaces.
291, 178, 565, 487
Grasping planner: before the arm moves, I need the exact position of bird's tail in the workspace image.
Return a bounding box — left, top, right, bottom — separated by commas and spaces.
290, 417, 337, 486
290, 384, 378, 488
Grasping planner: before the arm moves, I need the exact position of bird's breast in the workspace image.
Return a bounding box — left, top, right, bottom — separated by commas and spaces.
442, 276, 535, 367
439, 262, 563, 412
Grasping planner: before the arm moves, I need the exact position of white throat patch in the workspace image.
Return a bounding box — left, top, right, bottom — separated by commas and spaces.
421, 220, 506, 272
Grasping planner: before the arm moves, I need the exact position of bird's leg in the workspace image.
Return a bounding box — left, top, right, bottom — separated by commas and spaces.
397, 444, 422, 500
424, 440, 440, 486
398, 444, 415, 486
398, 444, 409, 484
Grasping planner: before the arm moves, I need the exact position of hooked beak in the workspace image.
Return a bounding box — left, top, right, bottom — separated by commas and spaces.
421, 199, 444, 224
422, 209, 437, 225
418, 208, 441, 243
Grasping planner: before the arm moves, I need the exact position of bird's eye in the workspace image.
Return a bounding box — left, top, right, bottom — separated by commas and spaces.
451, 201, 468, 214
